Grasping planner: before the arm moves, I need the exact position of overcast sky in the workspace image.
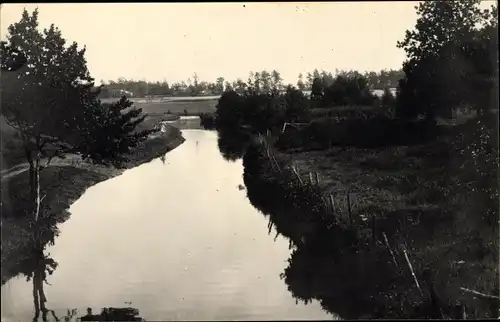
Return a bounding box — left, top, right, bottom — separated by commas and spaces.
0, 2, 494, 84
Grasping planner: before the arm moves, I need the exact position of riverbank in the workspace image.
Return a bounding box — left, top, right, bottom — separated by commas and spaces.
241, 127, 499, 319
1, 124, 185, 284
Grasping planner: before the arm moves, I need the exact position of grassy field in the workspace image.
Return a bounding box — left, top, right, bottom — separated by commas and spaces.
102, 98, 218, 116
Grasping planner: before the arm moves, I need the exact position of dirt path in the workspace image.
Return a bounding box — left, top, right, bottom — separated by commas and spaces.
1, 154, 82, 182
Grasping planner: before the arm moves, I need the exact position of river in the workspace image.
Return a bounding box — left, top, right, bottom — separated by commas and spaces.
1, 129, 334, 321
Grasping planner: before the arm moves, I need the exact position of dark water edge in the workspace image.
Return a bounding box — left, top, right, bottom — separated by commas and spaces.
241, 142, 402, 319
236, 137, 499, 320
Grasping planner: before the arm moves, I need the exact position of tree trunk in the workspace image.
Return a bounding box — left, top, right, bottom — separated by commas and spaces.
32, 276, 40, 321
30, 151, 47, 322
32, 269, 48, 322
32, 247, 49, 322
29, 152, 42, 224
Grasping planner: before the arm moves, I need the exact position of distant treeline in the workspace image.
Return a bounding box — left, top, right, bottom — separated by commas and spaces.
98, 69, 403, 98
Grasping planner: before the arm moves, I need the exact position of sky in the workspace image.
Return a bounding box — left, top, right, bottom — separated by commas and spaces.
0, 2, 495, 85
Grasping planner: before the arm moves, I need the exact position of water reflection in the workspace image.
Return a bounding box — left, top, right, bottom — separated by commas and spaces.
235, 136, 496, 319
10, 214, 61, 322
240, 146, 403, 319
216, 128, 252, 162
79, 307, 143, 321
3, 130, 330, 321
211, 127, 415, 319
12, 218, 144, 321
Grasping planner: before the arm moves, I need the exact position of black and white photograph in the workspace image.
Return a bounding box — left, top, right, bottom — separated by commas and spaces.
0, 1, 498, 321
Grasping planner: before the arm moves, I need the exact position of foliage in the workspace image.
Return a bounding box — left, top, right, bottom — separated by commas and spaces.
199, 112, 216, 130
396, 0, 498, 119
0, 7, 154, 233
214, 85, 310, 134
449, 113, 499, 226
321, 73, 376, 107
98, 68, 405, 99
381, 87, 396, 109
1, 9, 153, 168
277, 117, 441, 151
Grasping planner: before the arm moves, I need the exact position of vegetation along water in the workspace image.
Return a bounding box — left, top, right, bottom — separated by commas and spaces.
1, 1, 498, 321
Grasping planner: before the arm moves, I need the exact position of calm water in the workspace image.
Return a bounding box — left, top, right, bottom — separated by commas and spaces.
1, 130, 333, 321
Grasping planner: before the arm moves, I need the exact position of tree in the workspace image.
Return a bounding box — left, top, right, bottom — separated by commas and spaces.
260, 70, 272, 93
193, 72, 199, 93
234, 78, 247, 94
312, 69, 321, 80
215, 76, 225, 94
271, 70, 283, 91
396, 0, 495, 119
284, 85, 310, 123
247, 71, 255, 89
254, 72, 261, 92
306, 72, 314, 90
398, 1, 486, 66
297, 73, 306, 91
310, 77, 324, 102
320, 74, 373, 107
224, 81, 233, 92
1, 9, 152, 245
320, 71, 334, 89
381, 87, 396, 111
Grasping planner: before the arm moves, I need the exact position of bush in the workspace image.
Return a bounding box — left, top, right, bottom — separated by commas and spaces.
277, 116, 442, 150
199, 112, 216, 130
449, 113, 499, 226
215, 87, 311, 134
321, 74, 376, 107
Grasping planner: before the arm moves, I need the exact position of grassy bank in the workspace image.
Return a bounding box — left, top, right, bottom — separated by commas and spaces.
1, 124, 185, 284
240, 118, 499, 319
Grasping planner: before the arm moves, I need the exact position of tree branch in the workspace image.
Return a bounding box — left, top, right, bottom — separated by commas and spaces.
3, 116, 24, 131
460, 287, 500, 299
45, 155, 54, 168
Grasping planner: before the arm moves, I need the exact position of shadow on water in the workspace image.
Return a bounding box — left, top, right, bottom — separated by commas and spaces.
214, 129, 385, 319
11, 218, 144, 322
216, 128, 252, 162
240, 143, 391, 319
215, 129, 497, 320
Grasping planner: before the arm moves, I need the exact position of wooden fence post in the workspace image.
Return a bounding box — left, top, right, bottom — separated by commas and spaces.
402, 246, 424, 297
271, 155, 282, 174
382, 232, 399, 269
329, 194, 335, 213
292, 164, 303, 185
372, 214, 376, 244
346, 192, 353, 227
